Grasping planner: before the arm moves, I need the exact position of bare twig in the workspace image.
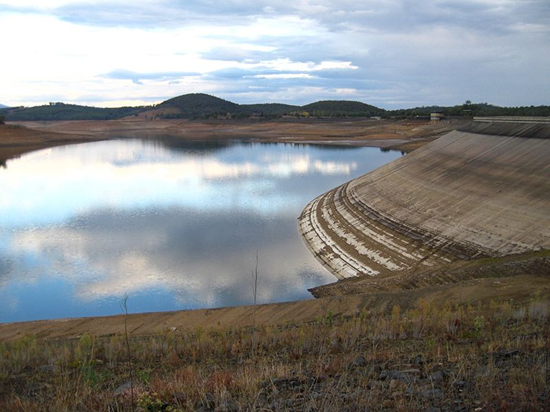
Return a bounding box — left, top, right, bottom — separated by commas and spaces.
120, 294, 135, 412
251, 251, 259, 359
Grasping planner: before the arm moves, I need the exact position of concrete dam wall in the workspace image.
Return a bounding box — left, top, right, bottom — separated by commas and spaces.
299, 118, 550, 279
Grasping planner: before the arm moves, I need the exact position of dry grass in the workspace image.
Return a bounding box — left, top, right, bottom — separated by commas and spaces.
0, 298, 548, 411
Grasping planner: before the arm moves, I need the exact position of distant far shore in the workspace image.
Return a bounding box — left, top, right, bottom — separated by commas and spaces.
0, 117, 467, 166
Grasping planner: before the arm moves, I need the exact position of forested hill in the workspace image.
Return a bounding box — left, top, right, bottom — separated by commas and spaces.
387, 102, 550, 118
3, 103, 146, 121
1, 94, 306, 121
155, 94, 300, 118
2, 94, 549, 121
301, 100, 384, 117
158, 93, 240, 118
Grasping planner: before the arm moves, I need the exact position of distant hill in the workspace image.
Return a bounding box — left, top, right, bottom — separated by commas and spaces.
156, 94, 297, 119
3, 94, 548, 121
2, 94, 384, 121
158, 93, 240, 119
152, 94, 380, 119
0, 104, 9, 109
301, 100, 385, 117
5, 102, 146, 121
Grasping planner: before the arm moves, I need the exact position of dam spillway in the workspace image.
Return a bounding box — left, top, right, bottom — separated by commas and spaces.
299, 118, 550, 279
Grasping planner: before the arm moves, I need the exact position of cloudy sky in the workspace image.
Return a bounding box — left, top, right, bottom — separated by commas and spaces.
0, 0, 549, 109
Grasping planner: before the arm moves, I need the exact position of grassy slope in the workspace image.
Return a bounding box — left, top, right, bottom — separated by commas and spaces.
0, 298, 548, 410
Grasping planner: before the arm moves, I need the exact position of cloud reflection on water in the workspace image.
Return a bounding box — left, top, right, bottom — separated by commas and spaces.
0, 139, 401, 322
0, 140, 357, 228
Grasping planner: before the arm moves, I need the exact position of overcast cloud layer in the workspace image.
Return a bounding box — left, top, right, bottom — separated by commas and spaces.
0, 0, 549, 108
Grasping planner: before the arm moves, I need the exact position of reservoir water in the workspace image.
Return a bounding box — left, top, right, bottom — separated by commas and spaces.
0, 138, 402, 322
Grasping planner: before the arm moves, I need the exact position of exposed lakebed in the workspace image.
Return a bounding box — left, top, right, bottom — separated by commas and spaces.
0, 138, 401, 322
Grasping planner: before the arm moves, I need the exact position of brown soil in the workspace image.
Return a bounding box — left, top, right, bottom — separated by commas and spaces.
0, 124, 106, 166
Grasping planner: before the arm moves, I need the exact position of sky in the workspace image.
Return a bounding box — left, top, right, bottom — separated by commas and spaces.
0, 0, 549, 109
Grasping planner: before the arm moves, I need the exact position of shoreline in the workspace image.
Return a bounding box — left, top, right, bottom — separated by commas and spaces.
0, 117, 465, 165
0, 116, 499, 340
0, 124, 109, 166
2, 254, 547, 341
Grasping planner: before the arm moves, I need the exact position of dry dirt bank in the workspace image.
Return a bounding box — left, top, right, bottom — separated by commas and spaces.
0, 124, 106, 166
1, 117, 464, 163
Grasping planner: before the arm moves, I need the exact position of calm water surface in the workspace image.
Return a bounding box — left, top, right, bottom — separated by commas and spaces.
0, 138, 402, 322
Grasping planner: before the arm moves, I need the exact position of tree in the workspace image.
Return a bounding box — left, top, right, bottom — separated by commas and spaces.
0, 114, 4, 124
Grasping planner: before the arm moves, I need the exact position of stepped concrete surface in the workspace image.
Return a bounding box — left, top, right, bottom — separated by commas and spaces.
299, 118, 550, 279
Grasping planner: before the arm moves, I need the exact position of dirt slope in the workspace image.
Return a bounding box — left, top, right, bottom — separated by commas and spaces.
0, 124, 103, 166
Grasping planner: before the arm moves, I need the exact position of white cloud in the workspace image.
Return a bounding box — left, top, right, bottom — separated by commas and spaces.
0, 0, 84, 8
0, 0, 548, 108
0, 0, 151, 9
254, 74, 314, 79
